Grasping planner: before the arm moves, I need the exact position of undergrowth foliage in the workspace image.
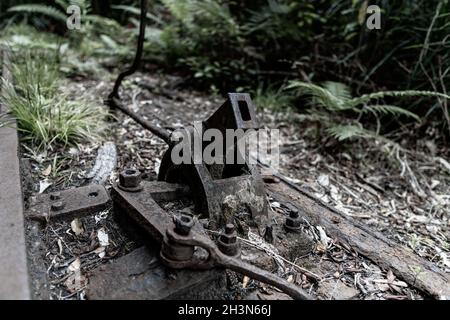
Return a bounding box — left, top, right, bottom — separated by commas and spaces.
0, 51, 107, 149
286, 81, 450, 141
1, 0, 449, 140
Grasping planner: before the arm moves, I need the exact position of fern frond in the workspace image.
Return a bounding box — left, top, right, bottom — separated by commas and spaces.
326, 124, 368, 141
85, 14, 123, 30
362, 105, 420, 121
112, 5, 163, 25
322, 81, 352, 100
350, 90, 450, 106
8, 5, 67, 23
161, 0, 238, 35
286, 81, 350, 111
161, 0, 194, 25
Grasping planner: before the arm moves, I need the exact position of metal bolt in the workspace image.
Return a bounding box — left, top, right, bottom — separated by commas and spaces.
289, 208, 299, 219
263, 224, 274, 243
225, 223, 235, 235
218, 223, 239, 256
173, 214, 194, 236
51, 201, 64, 211
285, 208, 301, 232
119, 169, 141, 189
50, 192, 61, 200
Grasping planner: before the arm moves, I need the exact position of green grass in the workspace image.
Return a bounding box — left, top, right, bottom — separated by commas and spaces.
1, 51, 107, 149
253, 84, 294, 111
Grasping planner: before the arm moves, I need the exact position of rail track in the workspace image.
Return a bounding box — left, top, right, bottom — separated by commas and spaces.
1, 27, 449, 301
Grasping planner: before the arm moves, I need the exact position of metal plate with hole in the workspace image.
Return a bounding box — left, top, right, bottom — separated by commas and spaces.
26, 184, 111, 221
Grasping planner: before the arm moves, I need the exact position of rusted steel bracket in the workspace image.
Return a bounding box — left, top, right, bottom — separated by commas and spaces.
111, 178, 312, 300
27, 184, 110, 222
158, 93, 268, 227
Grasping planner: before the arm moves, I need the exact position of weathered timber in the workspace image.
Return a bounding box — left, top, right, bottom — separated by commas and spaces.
266, 180, 450, 299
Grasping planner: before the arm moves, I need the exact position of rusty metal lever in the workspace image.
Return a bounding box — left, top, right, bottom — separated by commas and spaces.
160, 216, 313, 300
112, 180, 313, 300
106, 0, 172, 143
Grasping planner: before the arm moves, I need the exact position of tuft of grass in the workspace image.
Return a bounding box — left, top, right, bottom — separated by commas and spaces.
0, 53, 107, 149
253, 84, 294, 111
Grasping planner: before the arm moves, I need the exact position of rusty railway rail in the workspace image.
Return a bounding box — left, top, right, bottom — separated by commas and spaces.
0, 46, 31, 299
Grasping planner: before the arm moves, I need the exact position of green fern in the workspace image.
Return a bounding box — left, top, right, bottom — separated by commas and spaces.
322, 81, 352, 101
112, 4, 163, 25
351, 90, 450, 106
362, 105, 420, 121
8, 4, 68, 22
285, 81, 351, 111
326, 124, 369, 141
287, 81, 450, 118
161, 0, 239, 36
286, 80, 450, 141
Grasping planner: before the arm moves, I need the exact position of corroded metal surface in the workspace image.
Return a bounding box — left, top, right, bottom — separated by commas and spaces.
113, 180, 312, 300
27, 184, 111, 222
0, 46, 30, 300
86, 246, 226, 300
158, 93, 268, 227
0, 120, 31, 300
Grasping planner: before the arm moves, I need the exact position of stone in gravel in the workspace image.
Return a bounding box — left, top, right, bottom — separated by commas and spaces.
317, 280, 359, 300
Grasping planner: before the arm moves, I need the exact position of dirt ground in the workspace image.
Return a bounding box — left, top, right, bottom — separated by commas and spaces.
22, 68, 448, 300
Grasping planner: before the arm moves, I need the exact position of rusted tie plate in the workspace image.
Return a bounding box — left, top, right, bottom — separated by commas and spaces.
26, 184, 110, 221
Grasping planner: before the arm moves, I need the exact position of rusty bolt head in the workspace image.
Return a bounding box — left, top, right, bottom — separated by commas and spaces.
173, 214, 194, 236
263, 224, 274, 243
285, 208, 301, 231
218, 224, 239, 256
51, 201, 64, 211
225, 223, 235, 235
119, 169, 141, 189
50, 192, 61, 201
220, 224, 237, 244
289, 208, 299, 218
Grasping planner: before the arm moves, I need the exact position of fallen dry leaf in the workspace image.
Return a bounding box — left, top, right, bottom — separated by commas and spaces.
97, 228, 109, 247
38, 179, 52, 194
287, 275, 294, 283
70, 218, 84, 236
57, 238, 63, 255
317, 174, 330, 187
316, 243, 327, 253
68, 257, 81, 273
42, 164, 51, 176
93, 246, 106, 258
242, 276, 250, 288
64, 273, 87, 293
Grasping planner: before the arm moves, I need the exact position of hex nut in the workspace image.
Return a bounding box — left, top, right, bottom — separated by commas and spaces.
218, 224, 240, 256
173, 214, 194, 236
51, 201, 65, 211
50, 192, 61, 200
118, 169, 142, 191
285, 208, 301, 232
219, 224, 237, 244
